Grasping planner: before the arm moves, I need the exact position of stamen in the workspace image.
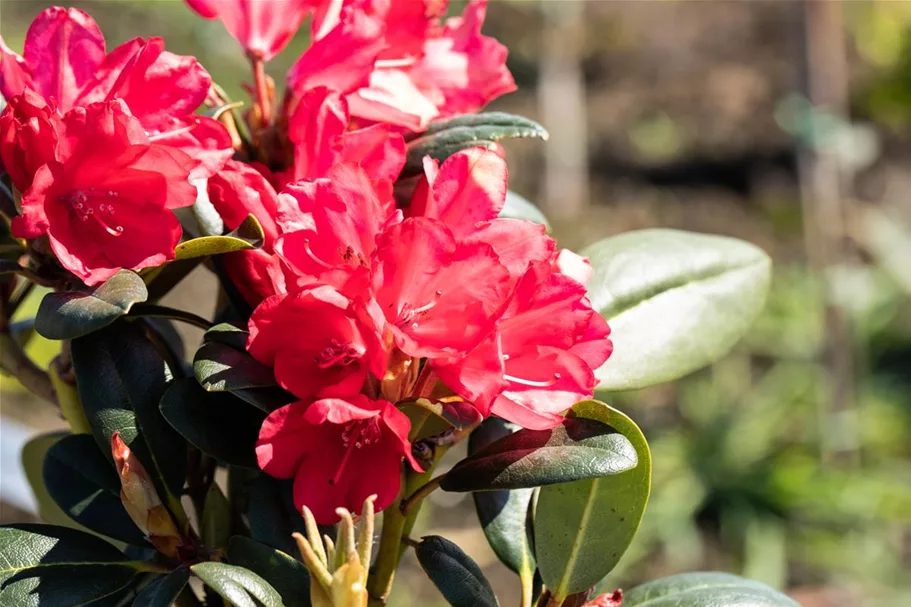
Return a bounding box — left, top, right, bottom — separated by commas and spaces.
331, 420, 382, 485
398, 291, 443, 328
302, 238, 334, 270
62, 189, 123, 236
503, 372, 562, 388
147, 118, 200, 142
314, 339, 360, 368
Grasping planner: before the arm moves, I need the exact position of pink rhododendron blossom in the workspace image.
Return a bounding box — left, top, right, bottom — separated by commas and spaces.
255, 395, 421, 524
0, 90, 64, 193
11, 100, 197, 285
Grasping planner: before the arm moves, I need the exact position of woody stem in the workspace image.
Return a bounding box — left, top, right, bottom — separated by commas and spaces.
251, 56, 271, 126
399, 475, 443, 516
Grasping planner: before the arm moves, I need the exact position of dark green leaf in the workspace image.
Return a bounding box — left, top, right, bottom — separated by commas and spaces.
499, 191, 550, 230
583, 229, 771, 391
469, 419, 536, 579
402, 398, 483, 441
228, 537, 311, 607
35, 270, 148, 340
204, 322, 250, 349
0, 524, 143, 607
194, 341, 277, 392
160, 378, 265, 468
174, 215, 265, 260
21, 432, 79, 531
0, 258, 22, 275
232, 386, 296, 413
133, 567, 190, 607
415, 535, 499, 607
202, 483, 231, 551
72, 322, 187, 519
403, 112, 548, 176
192, 562, 285, 607
623, 572, 801, 607
441, 417, 637, 492
43, 434, 148, 546
534, 401, 651, 601
248, 476, 307, 555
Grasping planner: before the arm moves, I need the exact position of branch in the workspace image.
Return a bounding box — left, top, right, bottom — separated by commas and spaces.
0, 330, 56, 405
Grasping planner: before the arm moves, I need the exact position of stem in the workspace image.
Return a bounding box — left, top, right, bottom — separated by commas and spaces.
8, 280, 35, 317
251, 56, 271, 127
0, 331, 56, 404
129, 303, 213, 331
399, 475, 444, 516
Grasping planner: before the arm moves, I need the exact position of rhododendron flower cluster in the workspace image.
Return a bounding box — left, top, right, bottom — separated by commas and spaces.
0, 1, 610, 524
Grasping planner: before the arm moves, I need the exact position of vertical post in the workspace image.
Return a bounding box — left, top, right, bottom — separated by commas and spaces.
538, 0, 589, 220
796, 0, 859, 465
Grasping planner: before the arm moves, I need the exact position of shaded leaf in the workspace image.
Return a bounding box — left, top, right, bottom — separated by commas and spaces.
248, 476, 307, 555
21, 432, 78, 531
133, 567, 190, 607
229, 537, 311, 607
192, 562, 285, 607
415, 535, 499, 607
469, 419, 536, 579
623, 572, 801, 607
160, 378, 265, 468
584, 229, 771, 391
499, 191, 550, 230
0, 524, 142, 607
534, 401, 651, 601
403, 112, 548, 176
402, 398, 483, 441
441, 417, 636, 492
72, 322, 187, 522
194, 340, 277, 392
204, 322, 249, 350
43, 434, 148, 546
202, 483, 231, 551
35, 270, 147, 340
174, 214, 265, 260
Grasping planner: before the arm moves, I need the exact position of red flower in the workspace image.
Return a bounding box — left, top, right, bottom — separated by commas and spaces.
0, 90, 64, 193
185, 0, 318, 61
11, 100, 197, 285
0, 7, 231, 178
247, 285, 386, 400
255, 395, 421, 524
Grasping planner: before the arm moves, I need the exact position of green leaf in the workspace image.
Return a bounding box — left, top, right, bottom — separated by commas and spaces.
499, 191, 550, 230
401, 397, 483, 441
204, 322, 250, 349
248, 476, 307, 556
194, 340, 277, 392
469, 419, 536, 580
192, 562, 285, 607
160, 378, 265, 468
174, 214, 265, 260
623, 572, 801, 607
0, 524, 143, 607
403, 112, 548, 176
534, 400, 651, 601
440, 417, 637, 492
583, 229, 771, 391
42, 434, 148, 546
72, 321, 188, 522
133, 567, 190, 607
21, 432, 80, 531
415, 535, 499, 607
202, 483, 231, 551
35, 270, 148, 340
228, 537, 311, 607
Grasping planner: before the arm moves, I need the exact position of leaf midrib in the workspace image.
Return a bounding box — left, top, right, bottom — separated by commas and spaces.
552, 477, 600, 601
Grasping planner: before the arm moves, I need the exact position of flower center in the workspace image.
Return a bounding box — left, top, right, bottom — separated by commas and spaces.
62, 189, 123, 237
397, 290, 442, 330
331, 418, 382, 486
314, 339, 361, 369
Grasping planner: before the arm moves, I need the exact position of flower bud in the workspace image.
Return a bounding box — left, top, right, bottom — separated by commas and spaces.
111, 432, 184, 558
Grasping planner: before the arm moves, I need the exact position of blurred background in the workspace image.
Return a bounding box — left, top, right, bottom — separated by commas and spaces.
1, 1, 911, 606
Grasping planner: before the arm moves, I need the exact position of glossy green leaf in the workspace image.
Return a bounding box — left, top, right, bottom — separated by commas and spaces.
194, 340, 277, 392
229, 537, 311, 607
0, 524, 143, 607
403, 112, 548, 176
499, 191, 551, 230
415, 535, 499, 607
160, 378, 265, 468
623, 572, 800, 607
441, 417, 636, 492
534, 400, 651, 601
583, 229, 771, 391
35, 270, 148, 340
43, 434, 148, 546
204, 322, 249, 349
248, 476, 307, 556
192, 562, 285, 607
402, 397, 483, 441
133, 567, 190, 607
174, 214, 265, 260
469, 419, 536, 581
202, 483, 231, 551
72, 322, 188, 520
